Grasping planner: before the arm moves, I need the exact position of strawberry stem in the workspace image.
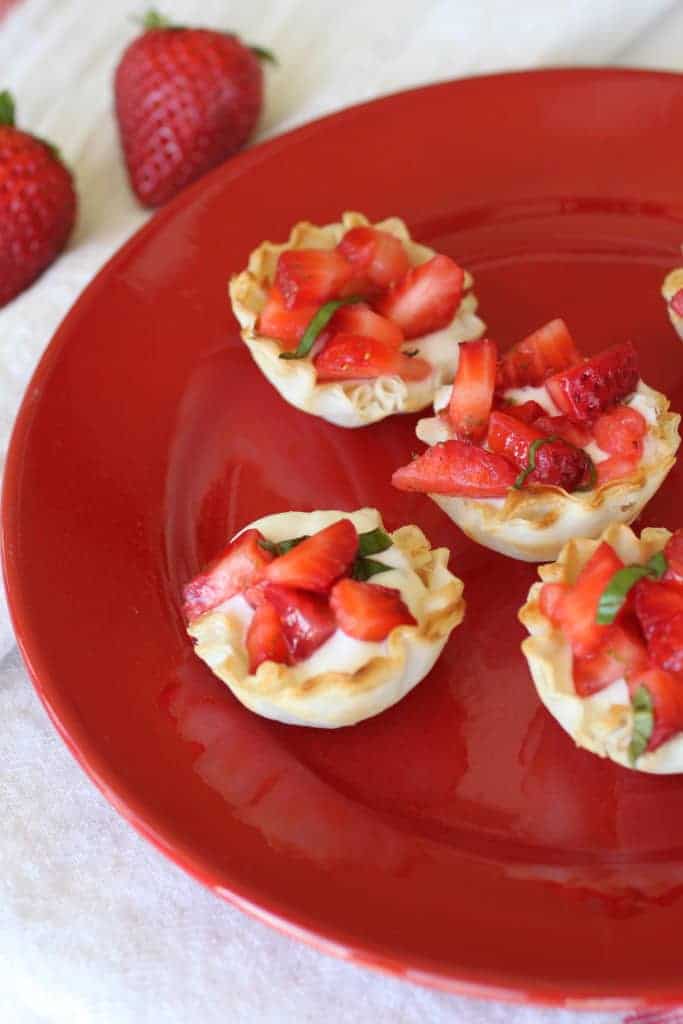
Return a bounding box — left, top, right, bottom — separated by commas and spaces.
250, 45, 278, 65
142, 9, 172, 29
0, 90, 15, 127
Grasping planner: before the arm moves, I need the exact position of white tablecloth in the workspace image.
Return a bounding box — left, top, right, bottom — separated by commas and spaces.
1, 2, 682, 1021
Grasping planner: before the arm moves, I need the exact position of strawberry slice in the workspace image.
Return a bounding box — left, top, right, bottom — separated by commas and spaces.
498, 399, 547, 425
670, 288, 683, 317
257, 285, 319, 350
330, 578, 416, 641
275, 249, 354, 309
264, 519, 358, 593
448, 338, 498, 441
533, 414, 593, 448
545, 341, 639, 423
392, 440, 517, 498
593, 404, 646, 456
554, 541, 625, 656
328, 303, 403, 349
596, 451, 641, 486
183, 529, 274, 622
487, 411, 589, 491
628, 667, 683, 752
337, 226, 410, 289
572, 622, 650, 697
314, 334, 431, 382
374, 255, 464, 339
246, 602, 291, 672
539, 582, 570, 623
664, 530, 683, 584
634, 578, 683, 677
259, 583, 336, 662
498, 319, 581, 389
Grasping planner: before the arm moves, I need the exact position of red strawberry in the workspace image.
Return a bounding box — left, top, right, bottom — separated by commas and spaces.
258, 583, 336, 661
328, 303, 403, 349
628, 667, 683, 752
246, 602, 290, 671
275, 249, 354, 309
314, 334, 431, 382
572, 623, 649, 697
337, 226, 410, 289
539, 582, 570, 623
448, 338, 498, 441
114, 12, 269, 207
596, 451, 641, 486
183, 529, 273, 621
634, 578, 683, 677
545, 342, 639, 423
330, 578, 416, 641
257, 285, 318, 350
392, 440, 518, 498
374, 255, 464, 339
0, 91, 76, 308
554, 541, 624, 656
670, 289, 683, 317
265, 519, 358, 592
593, 404, 646, 456
487, 411, 589, 491
664, 530, 683, 584
498, 319, 580, 389
498, 399, 547, 425
532, 414, 593, 448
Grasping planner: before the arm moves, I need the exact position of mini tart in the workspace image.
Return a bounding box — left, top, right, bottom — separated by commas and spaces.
187, 508, 465, 728
229, 212, 484, 428
519, 523, 682, 773
662, 267, 683, 340
415, 381, 680, 563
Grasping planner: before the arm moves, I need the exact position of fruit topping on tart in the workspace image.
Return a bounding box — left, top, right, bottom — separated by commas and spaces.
532, 532, 683, 765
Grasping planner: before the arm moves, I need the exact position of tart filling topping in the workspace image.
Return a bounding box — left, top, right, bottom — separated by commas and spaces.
392, 319, 649, 499
539, 529, 683, 762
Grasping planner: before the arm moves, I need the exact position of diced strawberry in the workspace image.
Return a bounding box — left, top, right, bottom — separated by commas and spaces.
448, 338, 498, 441
258, 583, 336, 662
256, 285, 319, 350
545, 342, 639, 423
330, 578, 416, 641
539, 582, 570, 624
634, 578, 683, 677
664, 530, 683, 584
487, 411, 589, 491
314, 334, 431, 382
337, 226, 410, 289
572, 622, 650, 697
628, 667, 683, 752
554, 542, 625, 656
374, 255, 464, 339
596, 451, 641, 486
498, 319, 581, 389
497, 399, 547, 425
275, 249, 353, 309
533, 414, 593, 448
183, 530, 274, 622
264, 519, 358, 593
593, 405, 646, 456
246, 602, 291, 672
391, 439, 518, 498
328, 303, 403, 349
670, 288, 683, 317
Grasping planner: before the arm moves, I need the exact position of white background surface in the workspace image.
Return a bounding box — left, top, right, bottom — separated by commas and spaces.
1, 1, 682, 1021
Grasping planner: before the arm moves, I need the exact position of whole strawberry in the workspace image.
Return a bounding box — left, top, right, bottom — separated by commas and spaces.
115, 10, 273, 208
0, 91, 76, 308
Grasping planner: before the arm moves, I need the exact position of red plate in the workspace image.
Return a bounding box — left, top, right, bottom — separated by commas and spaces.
3, 69, 683, 1009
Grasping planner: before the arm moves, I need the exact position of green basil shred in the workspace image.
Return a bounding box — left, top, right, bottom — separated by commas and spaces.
629, 685, 654, 765
279, 296, 364, 360
513, 437, 557, 490
596, 550, 669, 624
258, 526, 392, 582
